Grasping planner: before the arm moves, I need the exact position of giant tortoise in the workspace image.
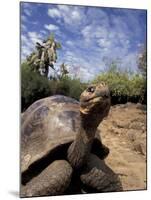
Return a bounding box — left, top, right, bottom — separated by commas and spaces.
20, 82, 117, 197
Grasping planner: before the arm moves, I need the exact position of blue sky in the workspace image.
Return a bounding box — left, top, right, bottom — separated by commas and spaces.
20, 2, 147, 82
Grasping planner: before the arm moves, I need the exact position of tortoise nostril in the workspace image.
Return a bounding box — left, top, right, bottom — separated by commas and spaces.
104, 94, 109, 98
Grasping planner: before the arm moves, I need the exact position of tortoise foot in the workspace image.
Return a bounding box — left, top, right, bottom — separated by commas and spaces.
20, 160, 72, 197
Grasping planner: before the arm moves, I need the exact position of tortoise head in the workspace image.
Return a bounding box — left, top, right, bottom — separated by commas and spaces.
80, 82, 111, 121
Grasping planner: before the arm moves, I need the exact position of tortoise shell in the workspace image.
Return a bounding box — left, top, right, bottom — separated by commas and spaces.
21, 95, 81, 173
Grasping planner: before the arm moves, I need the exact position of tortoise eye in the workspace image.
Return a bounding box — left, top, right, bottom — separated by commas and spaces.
87, 86, 95, 93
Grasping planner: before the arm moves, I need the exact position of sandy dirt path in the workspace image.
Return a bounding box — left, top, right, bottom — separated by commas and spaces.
99, 103, 147, 191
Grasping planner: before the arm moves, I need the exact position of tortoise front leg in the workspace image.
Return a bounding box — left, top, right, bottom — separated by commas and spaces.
80, 154, 122, 192
91, 132, 110, 160
20, 160, 72, 197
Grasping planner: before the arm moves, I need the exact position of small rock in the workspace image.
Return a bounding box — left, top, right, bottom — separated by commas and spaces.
110, 127, 123, 135
113, 120, 130, 129
133, 141, 146, 156
126, 102, 134, 107
117, 104, 127, 109
136, 103, 147, 110
127, 129, 137, 142
129, 122, 144, 130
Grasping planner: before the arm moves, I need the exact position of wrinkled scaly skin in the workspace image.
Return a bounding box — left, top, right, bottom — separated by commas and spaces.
80, 154, 122, 193
21, 83, 122, 197
21, 160, 72, 197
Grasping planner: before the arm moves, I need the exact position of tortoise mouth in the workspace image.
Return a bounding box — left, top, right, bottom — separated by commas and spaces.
80, 95, 110, 115
90, 96, 103, 103
82, 94, 109, 104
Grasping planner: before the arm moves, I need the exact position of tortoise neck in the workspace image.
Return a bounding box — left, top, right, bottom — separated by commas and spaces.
67, 112, 98, 169
67, 129, 94, 169
80, 111, 101, 132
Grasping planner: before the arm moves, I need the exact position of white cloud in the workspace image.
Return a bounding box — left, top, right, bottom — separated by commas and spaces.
40, 30, 47, 36
97, 38, 111, 48
80, 14, 132, 60
22, 2, 31, 8
66, 40, 74, 46
61, 50, 100, 81
21, 31, 44, 61
70, 10, 81, 21
122, 52, 138, 71
21, 24, 27, 32
81, 25, 109, 46
22, 45, 32, 59
22, 2, 33, 16
81, 25, 92, 39
57, 5, 70, 12
21, 35, 28, 45
44, 24, 59, 31
21, 5, 145, 78
60, 7, 144, 78
32, 21, 38, 25
62, 7, 83, 26
24, 9, 32, 16
21, 15, 27, 22
28, 32, 43, 45
47, 5, 86, 29
48, 8, 61, 18
137, 43, 143, 48
21, 34, 33, 61
95, 27, 108, 39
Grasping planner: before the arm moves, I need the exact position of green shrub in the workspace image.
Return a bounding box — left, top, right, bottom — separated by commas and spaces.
21, 63, 51, 111
129, 74, 146, 103
49, 76, 87, 100
21, 63, 87, 111
93, 66, 146, 104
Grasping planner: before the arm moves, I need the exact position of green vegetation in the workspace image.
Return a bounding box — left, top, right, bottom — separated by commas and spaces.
49, 76, 87, 100
27, 33, 61, 77
21, 63, 51, 111
138, 46, 147, 77
21, 61, 146, 111
21, 63, 87, 111
93, 63, 146, 104
137, 45, 147, 103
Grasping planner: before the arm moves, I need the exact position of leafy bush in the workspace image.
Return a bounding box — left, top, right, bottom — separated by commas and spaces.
21, 63, 51, 111
93, 65, 146, 104
21, 59, 146, 112
21, 63, 87, 111
138, 46, 147, 77
49, 76, 87, 100
129, 74, 146, 104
